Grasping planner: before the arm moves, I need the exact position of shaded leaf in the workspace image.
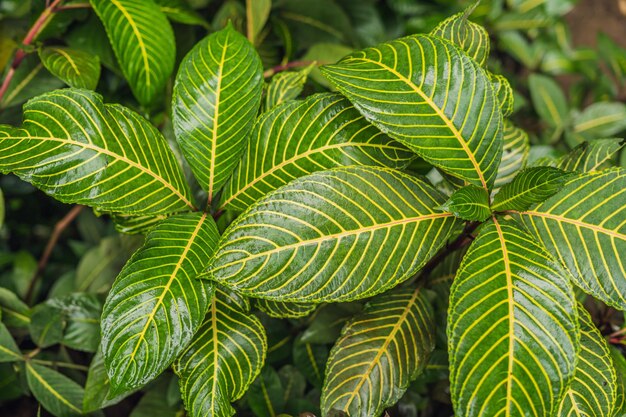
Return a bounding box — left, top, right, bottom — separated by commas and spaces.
255, 299, 316, 319
490, 73, 514, 117
0, 287, 31, 328
246, 0, 271, 44
247, 366, 285, 417
26, 362, 84, 417
494, 121, 530, 188
610, 347, 626, 417
265, 65, 313, 110
528, 73, 569, 129
0, 54, 64, 109
39, 46, 101, 90
83, 349, 131, 413
439, 185, 491, 221
293, 335, 327, 388
210, 166, 459, 302
0, 322, 21, 362
155, 0, 208, 27
554, 139, 624, 172
572, 102, 626, 144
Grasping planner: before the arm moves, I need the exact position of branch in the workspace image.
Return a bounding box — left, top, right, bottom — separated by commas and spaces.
25, 205, 84, 304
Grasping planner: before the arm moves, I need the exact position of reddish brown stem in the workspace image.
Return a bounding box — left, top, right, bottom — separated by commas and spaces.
263, 60, 316, 78
25, 205, 84, 304
0, 0, 64, 104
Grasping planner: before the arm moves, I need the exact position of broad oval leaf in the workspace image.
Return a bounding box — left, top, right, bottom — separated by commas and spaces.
321, 288, 435, 417
494, 121, 529, 188
102, 213, 219, 394
255, 299, 316, 319
492, 167, 575, 212
557, 304, 616, 417
572, 102, 626, 144
518, 168, 626, 310
90, 0, 175, 105
449, 218, 578, 417
430, 5, 490, 67
210, 166, 459, 303
321, 34, 503, 190
26, 362, 84, 417
174, 288, 266, 417
173, 24, 263, 200
439, 184, 491, 221
220, 93, 414, 211
0, 89, 194, 215
39, 46, 101, 90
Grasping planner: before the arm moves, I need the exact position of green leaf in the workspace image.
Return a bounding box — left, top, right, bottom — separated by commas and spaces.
321, 288, 435, 417
29, 302, 64, 348
448, 218, 578, 417
172, 25, 263, 200
0, 89, 194, 215
528, 73, 569, 129
129, 381, 180, 417
265, 65, 313, 110
611, 347, 626, 417
26, 362, 84, 417
572, 102, 626, 143
0, 54, 64, 109
321, 34, 503, 190
90, 0, 175, 105
277, 0, 352, 48
210, 166, 459, 303
174, 288, 266, 417
102, 213, 219, 394
293, 335, 328, 388
439, 184, 491, 221
246, 0, 271, 45
300, 303, 362, 344
155, 0, 208, 27
255, 299, 316, 319
492, 167, 574, 212
494, 121, 530, 188
517, 168, 626, 310
60, 293, 102, 353
555, 139, 624, 172
0, 187, 3, 229
38, 46, 101, 90
110, 213, 170, 235
430, 5, 490, 67
556, 304, 616, 417
301, 43, 353, 88
83, 349, 131, 413
0, 322, 21, 362
220, 93, 413, 212
490, 73, 514, 117
246, 366, 285, 417
0, 288, 31, 328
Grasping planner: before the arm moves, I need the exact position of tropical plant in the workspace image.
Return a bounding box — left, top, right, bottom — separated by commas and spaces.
0, 1, 625, 417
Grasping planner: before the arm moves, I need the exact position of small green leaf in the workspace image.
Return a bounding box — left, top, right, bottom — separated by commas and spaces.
528, 73, 569, 129
555, 138, 624, 172
172, 25, 263, 200
155, 0, 208, 27
494, 121, 530, 188
210, 166, 459, 303
0, 322, 21, 362
0, 54, 64, 109
611, 347, 626, 417
490, 73, 514, 117
129, 380, 180, 417
0, 89, 194, 215
29, 303, 64, 349
174, 288, 266, 417
492, 167, 574, 211
278, 0, 352, 48
300, 303, 362, 345
83, 349, 131, 413
0, 288, 31, 328
255, 299, 316, 319
439, 184, 491, 221
39, 46, 101, 90
246, 0, 271, 44
293, 335, 327, 388
220, 93, 413, 212
321, 34, 503, 190
246, 366, 285, 417
518, 168, 626, 310
90, 0, 175, 105
321, 288, 435, 417
556, 304, 616, 416
102, 213, 219, 394
431, 4, 490, 67
449, 218, 578, 417
301, 43, 352, 88
265, 64, 313, 110
572, 102, 626, 143
26, 362, 84, 417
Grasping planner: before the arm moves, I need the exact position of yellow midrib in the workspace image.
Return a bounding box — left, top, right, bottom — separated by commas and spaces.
26, 363, 82, 413
52, 48, 80, 76
522, 211, 625, 240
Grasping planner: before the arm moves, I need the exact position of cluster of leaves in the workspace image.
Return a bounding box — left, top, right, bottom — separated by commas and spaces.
1, 1, 626, 417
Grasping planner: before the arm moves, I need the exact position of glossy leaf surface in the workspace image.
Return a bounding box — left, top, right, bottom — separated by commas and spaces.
492, 167, 574, 211
220, 93, 413, 211
39, 47, 101, 90
494, 121, 529, 188
321, 288, 435, 417
102, 213, 219, 394
174, 288, 266, 417
210, 166, 459, 302
0, 89, 194, 215
321, 34, 503, 190
255, 299, 316, 319
265, 65, 312, 110
90, 0, 175, 105
431, 6, 490, 67
439, 184, 491, 221
449, 218, 578, 417
555, 139, 624, 172
518, 168, 626, 310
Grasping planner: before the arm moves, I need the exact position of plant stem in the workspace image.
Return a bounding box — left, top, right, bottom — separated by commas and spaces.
25, 205, 84, 304
0, 0, 64, 104
55, 2, 91, 10
263, 60, 316, 78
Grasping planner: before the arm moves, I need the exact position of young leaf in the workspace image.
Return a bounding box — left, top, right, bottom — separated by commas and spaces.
439, 184, 491, 221
491, 167, 574, 212
90, 0, 175, 106
0, 89, 194, 215
0, 322, 21, 362
321, 288, 435, 417
220, 93, 414, 211
172, 25, 263, 201
518, 168, 626, 310
265, 65, 313, 110
554, 138, 624, 172
556, 304, 616, 416
26, 362, 84, 417
255, 299, 316, 319
430, 5, 490, 67
39, 46, 101, 90
490, 72, 514, 117
448, 218, 578, 417
494, 121, 530, 188
102, 213, 219, 394
246, 0, 271, 45
174, 288, 266, 417
210, 166, 459, 303
321, 34, 503, 190
528, 74, 569, 129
